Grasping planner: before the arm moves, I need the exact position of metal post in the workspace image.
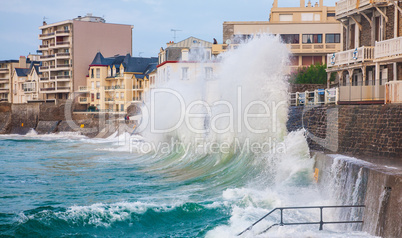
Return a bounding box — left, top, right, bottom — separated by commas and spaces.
280, 209, 284, 226
319, 207, 324, 230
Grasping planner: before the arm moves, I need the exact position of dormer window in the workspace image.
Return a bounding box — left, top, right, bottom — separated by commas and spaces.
108, 67, 111, 77
121, 67, 124, 74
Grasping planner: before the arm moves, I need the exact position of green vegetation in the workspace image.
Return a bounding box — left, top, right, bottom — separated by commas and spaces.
290, 63, 335, 84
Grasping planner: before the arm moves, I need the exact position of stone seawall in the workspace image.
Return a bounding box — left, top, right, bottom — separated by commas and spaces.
0, 102, 133, 138
314, 152, 402, 238
287, 104, 402, 159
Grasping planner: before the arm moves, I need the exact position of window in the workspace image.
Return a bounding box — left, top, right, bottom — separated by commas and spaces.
96, 81, 100, 88
327, 13, 335, 17
120, 92, 124, 100
280, 34, 299, 44
96, 68, 100, 78
64, 26, 69, 31
91, 69, 94, 78
182, 67, 189, 80
232, 34, 252, 44
326, 34, 340, 43
205, 67, 213, 80
91, 81, 94, 90
91, 93, 94, 102
302, 34, 322, 44
279, 14, 293, 22
301, 13, 314, 21
121, 104, 124, 112
96, 93, 100, 99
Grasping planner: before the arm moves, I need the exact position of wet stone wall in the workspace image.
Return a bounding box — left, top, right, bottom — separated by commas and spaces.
288, 104, 402, 159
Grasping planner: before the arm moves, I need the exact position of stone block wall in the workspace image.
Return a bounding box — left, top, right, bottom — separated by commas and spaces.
385, 5, 395, 40
360, 12, 372, 46
223, 23, 234, 43
288, 104, 402, 159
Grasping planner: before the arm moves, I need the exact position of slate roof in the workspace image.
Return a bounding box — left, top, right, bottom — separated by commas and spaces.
90, 52, 158, 75
15, 68, 30, 77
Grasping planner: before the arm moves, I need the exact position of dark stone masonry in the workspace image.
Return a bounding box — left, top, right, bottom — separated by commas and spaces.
287, 104, 402, 159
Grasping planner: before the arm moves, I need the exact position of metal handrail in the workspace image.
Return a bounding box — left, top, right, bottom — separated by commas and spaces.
237, 205, 365, 236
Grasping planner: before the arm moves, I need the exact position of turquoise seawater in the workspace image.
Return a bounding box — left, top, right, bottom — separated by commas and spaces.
0, 132, 377, 238
0, 134, 236, 237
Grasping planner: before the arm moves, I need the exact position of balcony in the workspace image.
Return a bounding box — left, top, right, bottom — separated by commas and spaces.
336, 0, 387, 17
55, 75, 71, 81
0, 68, 9, 73
39, 44, 49, 49
105, 85, 125, 90
0, 88, 10, 93
55, 30, 70, 35
40, 87, 55, 92
385, 81, 402, 103
56, 53, 70, 59
0, 78, 8, 83
327, 46, 374, 68
375, 36, 402, 62
40, 66, 49, 70
57, 86, 71, 91
40, 54, 55, 61
55, 41, 70, 47
288, 43, 341, 54
39, 32, 55, 39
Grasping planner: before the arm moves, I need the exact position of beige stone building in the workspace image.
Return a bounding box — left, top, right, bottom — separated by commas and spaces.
11, 58, 43, 104
326, 0, 402, 104
0, 55, 40, 103
0, 60, 18, 102
79, 52, 157, 113
38, 14, 133, 101
219, 0, 342, 73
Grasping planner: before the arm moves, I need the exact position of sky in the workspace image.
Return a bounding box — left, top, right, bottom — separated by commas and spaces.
0, 0, 337, 60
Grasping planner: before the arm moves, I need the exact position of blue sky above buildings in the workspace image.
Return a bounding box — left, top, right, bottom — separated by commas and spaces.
0, 0, 337, 60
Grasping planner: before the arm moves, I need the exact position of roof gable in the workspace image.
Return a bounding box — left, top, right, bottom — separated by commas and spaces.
169, 36, 212, 48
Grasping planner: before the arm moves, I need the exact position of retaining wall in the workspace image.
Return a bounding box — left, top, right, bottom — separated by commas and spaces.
288, 104, 402, 159
314, 152, 402, 238
0, 102, 126, 138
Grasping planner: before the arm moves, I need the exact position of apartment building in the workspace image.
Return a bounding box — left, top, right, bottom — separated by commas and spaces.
326, 0, 402, 104
218, 0, 342, 73
157, 37, 218, 84
11, 59, 43, 104
0, 60, 19, 102
79, 52, 157, 112
38, 14, 133, 101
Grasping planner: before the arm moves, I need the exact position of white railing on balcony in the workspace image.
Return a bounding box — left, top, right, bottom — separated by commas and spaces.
375, 36, 402, 60
336, 0, 386, 16
327, 46, 374, 67
290, 88, 338, 106
385, 81, 402, 104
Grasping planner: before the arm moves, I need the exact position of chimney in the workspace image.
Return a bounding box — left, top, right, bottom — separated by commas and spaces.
273, 0, 278, 8
166, 41, 175, 47
319, 0, 323, 7
300, 0, 305, 7
19, 56, 27, 68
